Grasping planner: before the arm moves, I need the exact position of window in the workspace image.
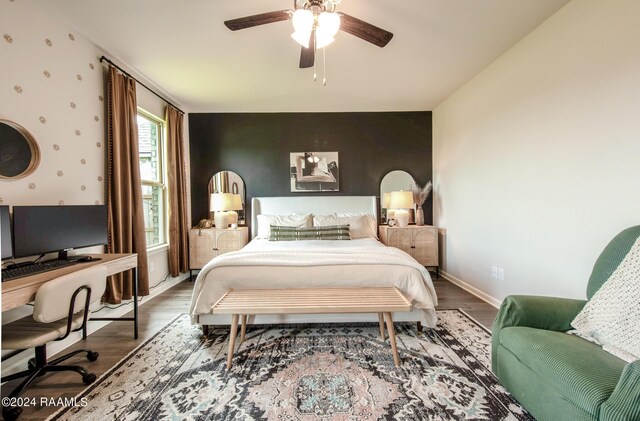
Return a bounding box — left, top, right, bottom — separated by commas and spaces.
137, 110, 166, 248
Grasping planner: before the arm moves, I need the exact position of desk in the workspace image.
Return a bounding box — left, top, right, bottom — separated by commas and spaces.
1, 253, 139, 339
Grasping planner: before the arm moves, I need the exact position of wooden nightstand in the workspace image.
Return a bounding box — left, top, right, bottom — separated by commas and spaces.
379, 225, 439, 275
188, 227, 249, 278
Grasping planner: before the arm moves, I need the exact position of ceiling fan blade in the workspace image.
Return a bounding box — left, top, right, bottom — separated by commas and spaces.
224, 10, 291, 31
338, 13, 393, 48
299, 30, 316, 68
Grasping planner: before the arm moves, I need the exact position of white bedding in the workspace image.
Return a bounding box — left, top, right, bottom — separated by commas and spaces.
190, 238, 438, 327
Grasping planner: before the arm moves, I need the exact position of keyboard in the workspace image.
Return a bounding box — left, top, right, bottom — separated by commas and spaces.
2, 260, 78, 281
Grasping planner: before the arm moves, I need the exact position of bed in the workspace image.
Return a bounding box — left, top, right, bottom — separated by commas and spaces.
190, 196, 438, 328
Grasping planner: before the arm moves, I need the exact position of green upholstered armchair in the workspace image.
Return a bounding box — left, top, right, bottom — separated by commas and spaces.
492, 226, 640, 421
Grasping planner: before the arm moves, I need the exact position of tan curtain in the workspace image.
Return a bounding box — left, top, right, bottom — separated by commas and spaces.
105, 66, 150, 303
166, 106, 189, 276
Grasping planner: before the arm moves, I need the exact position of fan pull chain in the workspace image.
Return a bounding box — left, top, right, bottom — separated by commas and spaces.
323, 47, 327, 86
313, 30, 318, 82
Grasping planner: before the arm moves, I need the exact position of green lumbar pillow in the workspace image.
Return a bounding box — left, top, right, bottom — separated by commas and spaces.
269, 225, 351, 241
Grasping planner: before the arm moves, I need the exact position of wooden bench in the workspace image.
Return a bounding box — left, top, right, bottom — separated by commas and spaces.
212, 287, 412, 369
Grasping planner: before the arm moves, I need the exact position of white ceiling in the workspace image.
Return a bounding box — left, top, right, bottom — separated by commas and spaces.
37, 0, 570, 113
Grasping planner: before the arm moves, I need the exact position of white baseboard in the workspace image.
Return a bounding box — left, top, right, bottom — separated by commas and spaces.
1, 272, 190, 378
439, 270, 502, 309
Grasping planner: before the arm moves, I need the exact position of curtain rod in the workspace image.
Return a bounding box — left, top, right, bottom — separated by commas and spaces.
99, 56, 185, 115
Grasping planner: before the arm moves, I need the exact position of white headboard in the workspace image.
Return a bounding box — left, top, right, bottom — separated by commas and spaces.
251, 196, 377, 239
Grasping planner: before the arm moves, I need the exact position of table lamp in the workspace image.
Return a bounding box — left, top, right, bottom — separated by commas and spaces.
210, 193, 241, 229
389, 190, 413, 227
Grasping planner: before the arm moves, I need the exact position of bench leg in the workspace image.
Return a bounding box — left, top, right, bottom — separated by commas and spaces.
202, 325, 209, 337
384, 312, 401, 367
240, 315, 248, 344
416, 321, 423, 333
227, 314, 239, 370
378, 313, 386, 340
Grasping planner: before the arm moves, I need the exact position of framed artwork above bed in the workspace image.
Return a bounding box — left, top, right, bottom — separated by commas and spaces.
290, 151, 339, 192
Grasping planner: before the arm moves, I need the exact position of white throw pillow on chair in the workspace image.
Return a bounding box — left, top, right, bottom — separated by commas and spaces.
571, 237, 640, 362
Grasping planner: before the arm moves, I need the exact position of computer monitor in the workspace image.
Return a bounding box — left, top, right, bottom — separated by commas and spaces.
12, 205, 108, 259
1, 206, 12, 259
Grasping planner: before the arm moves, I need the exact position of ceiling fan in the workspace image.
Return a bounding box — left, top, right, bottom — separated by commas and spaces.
224, 0, 394, 69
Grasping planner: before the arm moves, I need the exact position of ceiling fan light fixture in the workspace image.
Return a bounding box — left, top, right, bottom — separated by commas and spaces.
291, 9, 314, 47
315, 34, 335, 49
224, 2, 393, 73
315, 11, 340, 48
318, 12, 340, 37
292, 8, 314, 31
291, 30, 311, 48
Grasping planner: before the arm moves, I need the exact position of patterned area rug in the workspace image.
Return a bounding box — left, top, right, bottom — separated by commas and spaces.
48, 310, 534, 420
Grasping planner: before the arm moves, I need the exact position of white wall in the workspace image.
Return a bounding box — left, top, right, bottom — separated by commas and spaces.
0, 0, 105, 206
1, 1, 189, 318
433, 0, 640, 303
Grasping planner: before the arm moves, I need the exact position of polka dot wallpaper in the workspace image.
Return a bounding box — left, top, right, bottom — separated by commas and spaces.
0, 0, 105, 207
0, 1, 188, 293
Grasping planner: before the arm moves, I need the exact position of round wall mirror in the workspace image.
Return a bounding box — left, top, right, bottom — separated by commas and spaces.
0, 119, 40, 180
380, 170, 414, 223
208, 171, 246, 224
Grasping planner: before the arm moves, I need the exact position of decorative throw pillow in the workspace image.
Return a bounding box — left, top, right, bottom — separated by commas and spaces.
256, 214, 312, 239
314, 213, 377, 239
338, 213, 377, 239
269, 225, 351, 241
313, 214, 340, 227
571, 237, 640, 362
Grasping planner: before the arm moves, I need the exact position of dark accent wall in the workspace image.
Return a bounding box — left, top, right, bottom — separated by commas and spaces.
189, 112, 432, 226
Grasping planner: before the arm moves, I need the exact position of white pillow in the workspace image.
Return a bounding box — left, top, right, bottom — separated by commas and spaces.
313, 214, 340, 227
314, 213, 378, 239
337, 213, 378, 239
256, 214, 312, 239
571, 237, 640, 362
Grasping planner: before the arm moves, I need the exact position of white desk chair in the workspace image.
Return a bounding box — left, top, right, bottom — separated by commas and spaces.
1, 265, 106, 421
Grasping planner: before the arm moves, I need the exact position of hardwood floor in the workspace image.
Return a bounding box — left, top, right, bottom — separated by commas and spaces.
1, 275, 498, 420
433, 277, 499, 328
0, 282, 194, 421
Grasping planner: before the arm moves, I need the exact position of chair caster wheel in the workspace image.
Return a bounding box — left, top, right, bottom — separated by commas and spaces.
82, 373, 97, 385
2, 405, 23, 421
87, 351, 99, 362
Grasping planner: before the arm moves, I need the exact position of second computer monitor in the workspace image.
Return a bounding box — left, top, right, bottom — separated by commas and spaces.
12, 205, 108, 259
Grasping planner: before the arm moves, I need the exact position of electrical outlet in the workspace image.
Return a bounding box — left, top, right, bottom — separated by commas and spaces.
498, 267, 505, 280
492, 265, 498, 278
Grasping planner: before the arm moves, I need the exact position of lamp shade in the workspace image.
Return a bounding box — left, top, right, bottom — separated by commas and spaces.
210, 193, 241, 212
292, 9, 314, 32
316, 12, 340, 48
318, 12, 340, 38
381, 192, 391, 209
389, 191, 413, 209
291, 9, 314, 48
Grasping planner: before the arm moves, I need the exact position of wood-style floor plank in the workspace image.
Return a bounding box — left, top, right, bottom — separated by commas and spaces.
1, 275, 498, 420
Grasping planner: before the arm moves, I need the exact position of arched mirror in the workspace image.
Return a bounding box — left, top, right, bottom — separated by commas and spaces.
208, 171, 246, 225
0, 119, 40, 180
380, 170, 414, 223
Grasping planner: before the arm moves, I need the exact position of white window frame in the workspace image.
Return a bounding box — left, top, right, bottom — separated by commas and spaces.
137, 108, 168, 250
